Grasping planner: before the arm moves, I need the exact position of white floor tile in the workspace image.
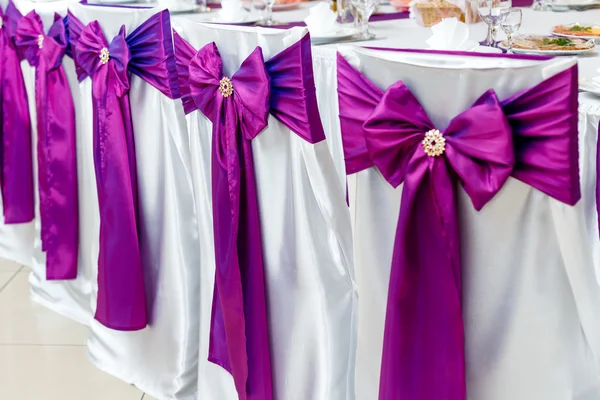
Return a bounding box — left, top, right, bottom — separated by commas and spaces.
0, 272, 89, 345
0, 345, 143, 400
0, 271, 17, 290
0, 258, 21, 272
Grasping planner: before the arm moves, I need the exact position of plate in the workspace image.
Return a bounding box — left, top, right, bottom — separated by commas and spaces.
93, 0, 139, 4
189, 11, 261, 24
310, 27, 359, 44
273, 2, 301, 11
498, 35, 596, 55
552, 23, 600, 41
580, 78, 600, 96
552, 0, 598, 6
168, 4, 203, 13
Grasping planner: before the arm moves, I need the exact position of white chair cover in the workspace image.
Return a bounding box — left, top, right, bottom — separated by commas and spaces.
335, 46, 600, 400
172, 18, 357, 400
65, 4, 201, 399
14, 0, 93, 325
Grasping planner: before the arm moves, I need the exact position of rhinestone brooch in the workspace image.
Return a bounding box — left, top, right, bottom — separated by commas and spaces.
99, 47, 110, 65
422, 129, 446, 157
219, 77, 234, 98
37, 35, 44, 49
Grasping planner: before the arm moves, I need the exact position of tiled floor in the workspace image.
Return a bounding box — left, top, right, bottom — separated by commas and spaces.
0, 258, 157, 400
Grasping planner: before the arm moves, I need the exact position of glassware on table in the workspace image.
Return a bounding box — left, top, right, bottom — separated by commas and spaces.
337, 0, 355, 24
500, 8, 522, 52
476, 0, 512, 47
351, 0, 378, 39
259, 0, 279, 25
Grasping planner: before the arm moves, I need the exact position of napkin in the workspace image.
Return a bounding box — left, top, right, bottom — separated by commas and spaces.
219, 0, 250, 22
304, 2, 338, 36
593, 67, 600, 85
425, 18, 479, 51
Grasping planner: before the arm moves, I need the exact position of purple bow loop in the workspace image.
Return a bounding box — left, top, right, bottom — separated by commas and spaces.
126, 10, 179, 99
501, 66, 580, 206
73, 22, 130, 96
16, 12, 66, 70
337, 52, 515, 400
0, 1, 35, 224
188, 42, 270, 139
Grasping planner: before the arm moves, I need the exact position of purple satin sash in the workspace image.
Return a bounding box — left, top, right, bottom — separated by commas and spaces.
337, 51, 579, 400
15, 11, 78, 280
0, 1, 34, 224
67, 9, 178, 330
174, 32, 324, 399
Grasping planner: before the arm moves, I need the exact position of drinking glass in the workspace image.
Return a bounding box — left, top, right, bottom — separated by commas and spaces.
500, 8, 522, 52
351, 0, 378, 39
476, 0, 512, 47
260, 0, 278, 25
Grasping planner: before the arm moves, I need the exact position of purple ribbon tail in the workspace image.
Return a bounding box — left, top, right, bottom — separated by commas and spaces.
208, 103, 273, 400
37, 62, 78, 280
379, 166, 465, 400
1, 32, 34, 224
91, 70, 146, 331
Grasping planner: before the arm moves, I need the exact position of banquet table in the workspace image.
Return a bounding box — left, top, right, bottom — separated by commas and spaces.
8, 1, 600, 399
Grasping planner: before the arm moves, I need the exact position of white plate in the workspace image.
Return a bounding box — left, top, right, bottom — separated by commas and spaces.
498, 40, 596, 55
310, 27, 359, 44
552, 0, 598, 6
93, 0, 139, 4
580, 78, 600, 96
189, 11, 261, 24
552, 23, 600, 41
169, 4, 202, 13
273, 2, 301, 11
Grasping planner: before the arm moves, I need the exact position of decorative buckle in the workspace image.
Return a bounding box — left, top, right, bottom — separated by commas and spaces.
422, 129, 446, 157
99, 47, 110, 65
37, 35, 44, 49
219, 77, 234, 98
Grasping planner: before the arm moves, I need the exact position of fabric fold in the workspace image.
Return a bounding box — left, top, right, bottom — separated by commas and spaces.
337, 51, 579, 400
0, 0, 35, 224
16, 10, 78, 280
174, 31, 325, 400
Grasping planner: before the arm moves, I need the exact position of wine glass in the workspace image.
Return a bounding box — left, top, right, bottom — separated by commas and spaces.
260, 0, 278, 25
500, 8, 522, 52
351, 0, 378, 40
476, 0, 512, 47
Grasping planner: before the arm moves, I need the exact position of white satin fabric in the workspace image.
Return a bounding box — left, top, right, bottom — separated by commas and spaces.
58, 5, 200, 400
15, 0, 95, 325
326, 46, 600, 400
171, 19, 357, 400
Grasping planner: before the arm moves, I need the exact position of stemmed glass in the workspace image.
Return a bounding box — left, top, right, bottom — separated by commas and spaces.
260, 0, 278, 25
476, 0, 512, 47
500, 8, 522, 52
351, 0, 378, 40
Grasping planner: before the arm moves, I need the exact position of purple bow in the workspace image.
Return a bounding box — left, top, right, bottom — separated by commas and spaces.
66, 9, 177, 331
174, 32, 325, 400
15, 11, 78, 280
337, 51, 580, 400
0, 1, 34, 224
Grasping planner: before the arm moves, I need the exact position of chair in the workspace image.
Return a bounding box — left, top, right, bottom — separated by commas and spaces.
336, 46, 600, 400
172, 18, 356, 400
65, 4, 200, 399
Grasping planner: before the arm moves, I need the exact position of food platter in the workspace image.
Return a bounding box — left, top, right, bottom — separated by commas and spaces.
499, 35, 596, 55
552, 23, 600, 41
